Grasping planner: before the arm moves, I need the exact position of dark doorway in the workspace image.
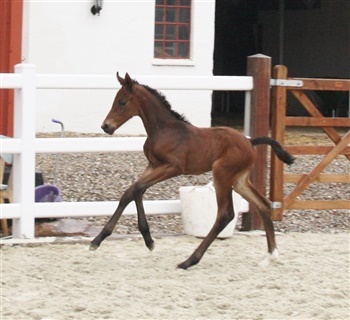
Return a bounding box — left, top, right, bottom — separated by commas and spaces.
212, 0, 261, 126
212, 0, 350, 125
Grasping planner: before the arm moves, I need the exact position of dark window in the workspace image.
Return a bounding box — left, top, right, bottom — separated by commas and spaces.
154, 0, 191, 59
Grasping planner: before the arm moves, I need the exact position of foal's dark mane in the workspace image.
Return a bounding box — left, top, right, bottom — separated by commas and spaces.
133, 79, 190, 124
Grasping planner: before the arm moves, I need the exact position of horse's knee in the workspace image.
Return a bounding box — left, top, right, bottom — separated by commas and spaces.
121, 182, 145, 201
120, 188, 134, 204
131, 180, 147, 198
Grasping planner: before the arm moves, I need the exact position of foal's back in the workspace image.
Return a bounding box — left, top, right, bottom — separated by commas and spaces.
181, 125, 256, 175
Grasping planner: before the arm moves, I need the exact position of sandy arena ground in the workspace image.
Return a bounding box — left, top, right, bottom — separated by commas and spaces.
1, 232, 349, 320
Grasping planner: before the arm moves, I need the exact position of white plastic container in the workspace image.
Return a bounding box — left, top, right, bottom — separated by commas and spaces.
179, 184, 249, 238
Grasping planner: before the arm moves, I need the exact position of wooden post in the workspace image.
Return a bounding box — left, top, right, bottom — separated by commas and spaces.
270, 65, 288, 220
0, 0, 23, 137
241, 54, 271, 231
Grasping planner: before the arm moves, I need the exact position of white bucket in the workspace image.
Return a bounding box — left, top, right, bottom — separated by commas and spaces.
179, 184, 248, 238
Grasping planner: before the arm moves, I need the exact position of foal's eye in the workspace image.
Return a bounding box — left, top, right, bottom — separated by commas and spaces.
119, 99, 127, 107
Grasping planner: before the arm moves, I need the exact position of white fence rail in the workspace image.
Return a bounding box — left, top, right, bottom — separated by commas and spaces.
0, 64, 253, 239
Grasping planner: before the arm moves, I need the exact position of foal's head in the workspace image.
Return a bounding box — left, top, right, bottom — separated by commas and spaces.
101, 72, 139, 135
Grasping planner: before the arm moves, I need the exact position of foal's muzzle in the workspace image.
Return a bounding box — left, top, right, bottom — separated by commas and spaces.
101, 123, 115, 135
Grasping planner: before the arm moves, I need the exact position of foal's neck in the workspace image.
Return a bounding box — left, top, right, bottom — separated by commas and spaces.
136, 86, 183, 137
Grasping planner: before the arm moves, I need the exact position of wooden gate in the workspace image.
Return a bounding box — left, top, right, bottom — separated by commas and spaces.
270, 65, 350, 220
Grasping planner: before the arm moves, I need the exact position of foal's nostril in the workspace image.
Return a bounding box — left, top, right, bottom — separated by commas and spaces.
101, 122, 114, 135
101, 123, 109, 132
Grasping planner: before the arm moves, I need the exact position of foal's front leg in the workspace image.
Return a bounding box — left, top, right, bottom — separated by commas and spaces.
134, 193, 154, 251
90, 164, 179, 251
89, 185, 135, 250
91, 184, 154, 251
132, 164, 181, 250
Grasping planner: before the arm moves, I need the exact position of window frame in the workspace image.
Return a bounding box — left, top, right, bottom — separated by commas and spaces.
153, 0, 192, 62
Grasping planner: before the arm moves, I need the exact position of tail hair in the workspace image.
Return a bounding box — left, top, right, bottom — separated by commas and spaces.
251, 137, 295, 165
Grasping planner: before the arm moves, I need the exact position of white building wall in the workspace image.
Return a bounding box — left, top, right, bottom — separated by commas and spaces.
22, 0, 215, 134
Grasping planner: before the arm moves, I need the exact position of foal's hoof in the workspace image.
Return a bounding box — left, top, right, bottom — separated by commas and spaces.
177, 256, 199, 270
89, 243, 99, 251
147, 241, 155, 251
259, 248, 279, 269
177, 261, 189, 270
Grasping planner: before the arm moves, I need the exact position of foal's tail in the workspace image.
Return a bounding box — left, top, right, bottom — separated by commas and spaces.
250, 137, 295, 165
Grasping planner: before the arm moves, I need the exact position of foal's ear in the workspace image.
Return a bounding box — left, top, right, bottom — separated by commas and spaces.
124, 72, 133, 92
116, 72, 125, 85
116, 72, 133, 91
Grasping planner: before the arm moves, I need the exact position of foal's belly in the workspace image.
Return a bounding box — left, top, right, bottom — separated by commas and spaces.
184, 152, 215, 174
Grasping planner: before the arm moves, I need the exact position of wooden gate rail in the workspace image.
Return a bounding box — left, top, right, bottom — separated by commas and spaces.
270, 65, 350, 220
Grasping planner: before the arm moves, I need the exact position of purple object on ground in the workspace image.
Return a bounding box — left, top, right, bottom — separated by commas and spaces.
35, 185, 61, 202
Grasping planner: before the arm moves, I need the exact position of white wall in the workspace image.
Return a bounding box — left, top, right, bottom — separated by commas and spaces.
22, 0, 215, 134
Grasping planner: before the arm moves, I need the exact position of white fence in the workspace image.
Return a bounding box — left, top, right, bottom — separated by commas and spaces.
0, 64, 253, 239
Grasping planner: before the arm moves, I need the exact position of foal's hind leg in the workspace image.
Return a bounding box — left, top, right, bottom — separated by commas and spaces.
178, 188, 234, 270
178, 165, 236, 270
233, 172, 279, 266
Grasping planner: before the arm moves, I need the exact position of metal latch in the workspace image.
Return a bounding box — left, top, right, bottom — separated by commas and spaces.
270, 79, 303, 87
271, 201, 282, 209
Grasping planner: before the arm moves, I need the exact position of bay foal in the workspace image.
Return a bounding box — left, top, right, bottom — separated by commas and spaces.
90, 73, 294, 269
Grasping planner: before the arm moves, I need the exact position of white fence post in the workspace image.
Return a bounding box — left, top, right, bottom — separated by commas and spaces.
11, 64, 36, 238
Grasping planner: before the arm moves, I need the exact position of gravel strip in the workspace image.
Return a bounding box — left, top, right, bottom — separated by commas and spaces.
34, 130, 349, 235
